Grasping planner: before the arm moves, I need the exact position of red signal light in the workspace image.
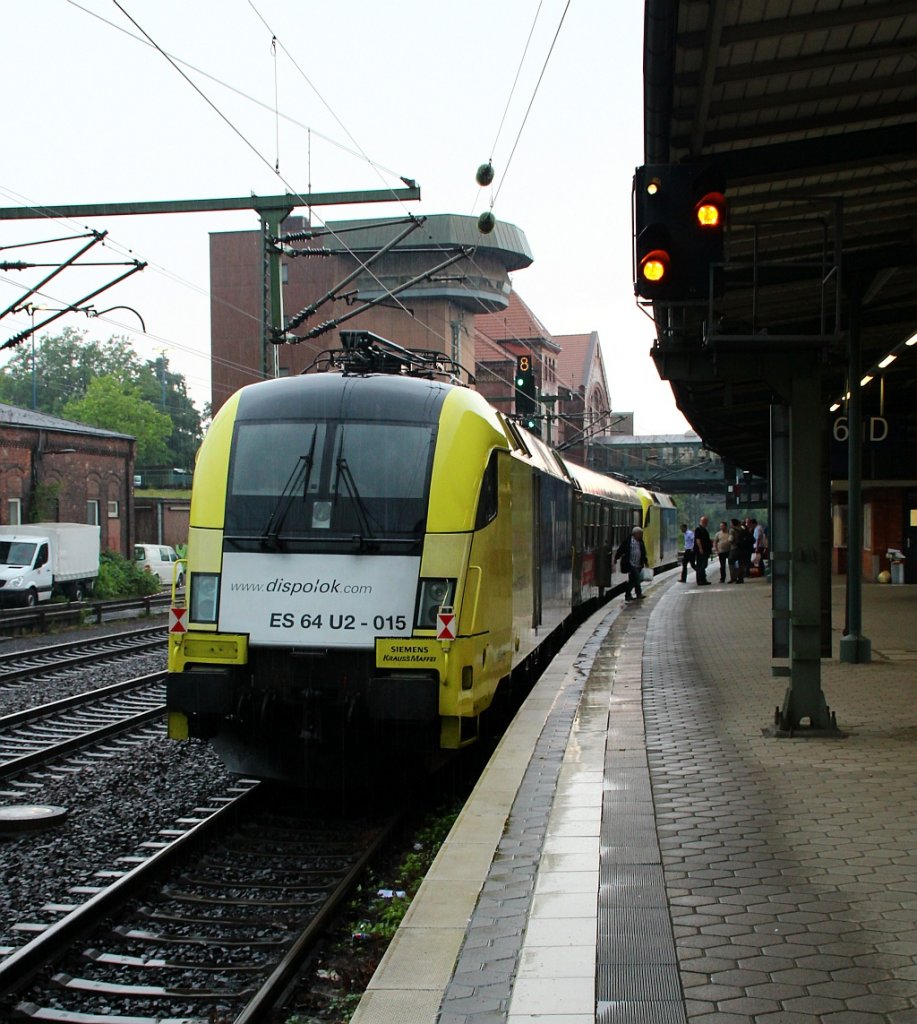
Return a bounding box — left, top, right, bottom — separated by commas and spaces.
640, 248, 670, 285
634, 164, 726, 301
695, 192, 725, 229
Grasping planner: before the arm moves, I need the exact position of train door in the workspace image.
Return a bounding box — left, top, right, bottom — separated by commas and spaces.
532, 472, 543, 626
596, 502, 612, 588
571, 489, 584, 606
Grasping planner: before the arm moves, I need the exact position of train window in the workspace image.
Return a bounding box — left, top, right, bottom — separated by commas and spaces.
474, 452, 499, 529
232, 422, 327, 497
226, 418, 434, 544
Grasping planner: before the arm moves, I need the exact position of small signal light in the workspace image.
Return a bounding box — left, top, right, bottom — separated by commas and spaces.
695, 192, 724, 229
640, 249, 670, 284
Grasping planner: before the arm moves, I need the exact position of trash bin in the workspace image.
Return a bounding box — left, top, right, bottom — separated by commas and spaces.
887, 549, 905, 585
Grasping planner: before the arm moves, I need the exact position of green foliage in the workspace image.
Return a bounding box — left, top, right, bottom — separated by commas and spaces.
137, 354, 203, 470
345, 803, 460, 942
63, 377, 173, 465
0, 328, 202, 470
0, 328, 142, 415
95, 550, 162, 599
29, 481, 62, 522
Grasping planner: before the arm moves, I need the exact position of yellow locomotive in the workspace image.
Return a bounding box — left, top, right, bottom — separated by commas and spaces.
167, 333, 677, 784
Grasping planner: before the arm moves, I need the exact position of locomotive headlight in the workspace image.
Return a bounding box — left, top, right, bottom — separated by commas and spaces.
415, 577, 456, 629
190, 572, 220, 624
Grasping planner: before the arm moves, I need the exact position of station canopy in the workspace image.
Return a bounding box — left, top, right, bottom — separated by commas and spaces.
642, 0, 917, 473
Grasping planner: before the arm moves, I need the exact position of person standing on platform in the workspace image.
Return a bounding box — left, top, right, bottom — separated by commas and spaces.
694, 515, 713, 585
679, 523, 695, 582
739, 518, 755, 580
614, 526, 649, 602
727, 517, 745, 583
714, 520, 731, 583
750, 518, 767, 573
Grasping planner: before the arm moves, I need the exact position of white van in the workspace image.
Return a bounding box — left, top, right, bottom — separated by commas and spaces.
134, 544, 184, 587
0, 523, 100, 606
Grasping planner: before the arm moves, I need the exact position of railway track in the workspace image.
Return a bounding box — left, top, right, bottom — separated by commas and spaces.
0, 626, 166, 686
0, 673, 166, 778
0, 783, 397, 1023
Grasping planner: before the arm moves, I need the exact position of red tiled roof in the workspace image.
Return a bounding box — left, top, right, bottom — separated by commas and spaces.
554, 332, 600, 392
475, 290, 553, 346
473, 327, 513, 362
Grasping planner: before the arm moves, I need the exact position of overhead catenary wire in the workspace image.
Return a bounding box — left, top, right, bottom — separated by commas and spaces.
8, 3, 579, 419
272, 35, 280, 172
55, 1, 498, 368
492, 0, 572, 207
65, 1, 408, 180
487, 1, 545, 164
2, 2, 423, 383
243, 0, 580, 416
109, 0, 429, 336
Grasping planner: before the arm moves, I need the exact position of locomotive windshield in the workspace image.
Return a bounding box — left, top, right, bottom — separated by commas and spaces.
225, 418, 434, 550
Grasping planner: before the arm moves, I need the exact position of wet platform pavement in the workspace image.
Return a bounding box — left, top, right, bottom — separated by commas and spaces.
351, 571, 917, 1024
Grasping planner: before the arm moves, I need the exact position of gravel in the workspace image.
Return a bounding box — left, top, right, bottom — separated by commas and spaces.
0, 620, 235, 951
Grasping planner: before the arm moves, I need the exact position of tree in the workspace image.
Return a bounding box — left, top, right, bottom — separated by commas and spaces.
0, 328, 203, 469
0, 327, 146, 416
62, 376, 173, 465
136, 354, 203, 470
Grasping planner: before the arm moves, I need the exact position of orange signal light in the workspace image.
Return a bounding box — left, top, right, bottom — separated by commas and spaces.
695, 192, 725, 229
640, 249, 670, 284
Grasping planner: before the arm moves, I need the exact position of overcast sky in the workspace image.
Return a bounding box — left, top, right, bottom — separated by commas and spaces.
0, 0, 692, 435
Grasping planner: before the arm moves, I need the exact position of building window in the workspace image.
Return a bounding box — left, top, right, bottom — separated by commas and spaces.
833, 504, 848, 548
87, 500, 100, 526
108, 500, 120, 519
8, 498, 21, 526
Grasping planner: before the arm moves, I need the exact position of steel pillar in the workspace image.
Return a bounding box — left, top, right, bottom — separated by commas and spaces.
777, 360, 838, 733
769, 404, 790, 667
260, 209, 288, 381
839, 280, 871, 663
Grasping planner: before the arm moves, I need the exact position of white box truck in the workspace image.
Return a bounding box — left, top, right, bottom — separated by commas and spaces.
0, 523, 101, 607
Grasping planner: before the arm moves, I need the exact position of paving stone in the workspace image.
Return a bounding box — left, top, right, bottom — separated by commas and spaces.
426, 579, 917, 1024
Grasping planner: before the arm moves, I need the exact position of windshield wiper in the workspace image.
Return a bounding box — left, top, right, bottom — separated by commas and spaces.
262, 429, 317, 547
334, 456, 379, 550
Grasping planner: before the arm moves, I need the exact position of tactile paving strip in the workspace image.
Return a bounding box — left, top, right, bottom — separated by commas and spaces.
438, 613, 617, 1023
595, 597, 687, 1023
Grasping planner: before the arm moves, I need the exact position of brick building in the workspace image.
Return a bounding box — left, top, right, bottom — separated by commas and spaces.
473, 296, 612, 462
0, 404, 135, 555
209, 213, 535, 415
208, 213, 615, 467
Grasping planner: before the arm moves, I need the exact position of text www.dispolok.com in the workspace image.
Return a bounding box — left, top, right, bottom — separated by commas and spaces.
229, 577, 372, 595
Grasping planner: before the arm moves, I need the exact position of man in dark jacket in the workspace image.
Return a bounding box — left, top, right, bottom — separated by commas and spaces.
693, 515, 713, 585
614, 526, 649, 602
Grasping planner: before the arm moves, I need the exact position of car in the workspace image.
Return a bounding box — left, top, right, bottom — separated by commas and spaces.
134, 543, 184, 587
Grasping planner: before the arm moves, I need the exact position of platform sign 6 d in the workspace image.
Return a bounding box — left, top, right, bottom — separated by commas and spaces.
832, 416, 889, 442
